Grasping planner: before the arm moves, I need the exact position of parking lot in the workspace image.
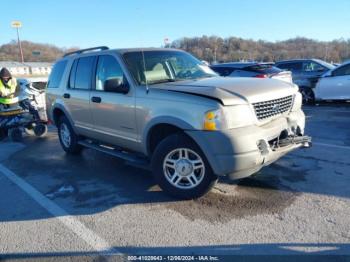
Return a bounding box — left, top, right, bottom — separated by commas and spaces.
0, 104, 350, 260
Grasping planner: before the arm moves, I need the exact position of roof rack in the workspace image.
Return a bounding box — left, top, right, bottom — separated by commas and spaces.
63, 46, 109, 57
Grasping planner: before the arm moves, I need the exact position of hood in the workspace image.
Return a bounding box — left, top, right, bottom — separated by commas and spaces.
154, 77, 297, 106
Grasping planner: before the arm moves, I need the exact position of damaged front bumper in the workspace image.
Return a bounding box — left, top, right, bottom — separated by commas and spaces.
186, 109, 312, 180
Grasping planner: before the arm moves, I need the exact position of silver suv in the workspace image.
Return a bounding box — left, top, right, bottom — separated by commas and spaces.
46, 46, 311, 199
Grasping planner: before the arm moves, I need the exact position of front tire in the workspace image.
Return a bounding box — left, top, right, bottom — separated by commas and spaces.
151, 133, 218, 199
58, 116, 82, 154
300, 87, 315, 105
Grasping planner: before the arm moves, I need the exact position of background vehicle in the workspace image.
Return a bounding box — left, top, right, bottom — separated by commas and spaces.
275, 59, 335, 104
46, 47, 310, 199
314, 61, 350, 101
210, 62, 292, 83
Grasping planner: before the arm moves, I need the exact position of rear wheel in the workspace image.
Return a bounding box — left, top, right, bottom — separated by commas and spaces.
58, 116, 82, 154
151, 133, 218, 199
300, 87, 315, 105
34, 124, 48, 137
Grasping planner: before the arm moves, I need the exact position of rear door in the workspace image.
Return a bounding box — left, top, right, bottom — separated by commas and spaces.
318, 64, 350, 100
89, 54, 137, 148
63, 56, 96, 135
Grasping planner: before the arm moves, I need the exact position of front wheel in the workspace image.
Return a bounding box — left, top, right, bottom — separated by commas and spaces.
300, 88, 315, 105
151, 133, 218, 199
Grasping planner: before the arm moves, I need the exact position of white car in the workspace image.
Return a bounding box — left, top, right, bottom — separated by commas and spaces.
315, 62, 350, 101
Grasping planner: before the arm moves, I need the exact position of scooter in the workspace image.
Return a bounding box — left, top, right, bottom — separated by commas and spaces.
0, 79, 48, 142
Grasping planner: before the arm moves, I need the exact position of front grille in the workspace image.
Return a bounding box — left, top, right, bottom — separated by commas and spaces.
253, 95, 293, 120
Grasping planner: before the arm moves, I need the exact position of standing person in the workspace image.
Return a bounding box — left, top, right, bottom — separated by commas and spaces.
0, 68, 18, 106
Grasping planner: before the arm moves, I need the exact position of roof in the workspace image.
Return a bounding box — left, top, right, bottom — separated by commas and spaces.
275, 58, 323, 64
0, 61, 29, 68
61, 47, 184, 58
0, 61, 53, 68
211, 62, 274, 69
24, 62, 53, 67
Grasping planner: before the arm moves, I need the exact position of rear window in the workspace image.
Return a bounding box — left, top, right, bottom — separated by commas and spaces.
47, 60, 67, 88
245, 64, 282, 74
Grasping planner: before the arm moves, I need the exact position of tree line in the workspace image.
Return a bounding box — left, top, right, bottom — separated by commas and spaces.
0, 40, 78, 62
169, 36, 350, 63
1, 36, 350, 64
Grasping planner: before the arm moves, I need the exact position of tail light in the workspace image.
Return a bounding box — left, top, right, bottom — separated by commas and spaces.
255, 74, 268, 78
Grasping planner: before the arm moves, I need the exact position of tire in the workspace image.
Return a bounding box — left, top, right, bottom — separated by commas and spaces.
8, 128, 23, 142
151, 133, 218, 199
24, 127, 35, 136
300, 87, 315, 105
34, 124, 48, 137
57, 116, 82, 154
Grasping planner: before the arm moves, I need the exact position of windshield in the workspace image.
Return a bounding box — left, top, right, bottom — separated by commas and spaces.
123, 50, 217, 85
315, 59, 336, 70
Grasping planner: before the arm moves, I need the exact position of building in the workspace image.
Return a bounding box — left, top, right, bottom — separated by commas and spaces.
0, 61, 30, 76
0, 61, 52, 76
25, 62, 52, 75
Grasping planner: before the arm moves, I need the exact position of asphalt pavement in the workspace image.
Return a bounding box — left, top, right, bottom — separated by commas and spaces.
0, 104, 350, 261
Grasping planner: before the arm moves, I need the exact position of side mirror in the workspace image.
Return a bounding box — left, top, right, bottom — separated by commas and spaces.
104, 78, 129, 94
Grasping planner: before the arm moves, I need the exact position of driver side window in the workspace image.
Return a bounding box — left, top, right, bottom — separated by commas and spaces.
302, 62, 325, 72
96, 55, 125, 91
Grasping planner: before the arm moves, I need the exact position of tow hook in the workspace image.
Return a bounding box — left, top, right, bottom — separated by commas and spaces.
278, 135, 312, 148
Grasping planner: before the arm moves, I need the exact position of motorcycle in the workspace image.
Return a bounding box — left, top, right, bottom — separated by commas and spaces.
0, 79, 48, 142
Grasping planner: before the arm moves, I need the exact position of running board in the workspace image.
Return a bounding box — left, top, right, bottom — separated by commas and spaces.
78, 140, 150, 170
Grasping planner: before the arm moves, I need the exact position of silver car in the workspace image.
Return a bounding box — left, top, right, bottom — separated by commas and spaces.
46, 47, 311, 199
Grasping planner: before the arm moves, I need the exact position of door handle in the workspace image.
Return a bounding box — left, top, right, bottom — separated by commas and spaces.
63, 93, 70, 99
91, 96, 102, 103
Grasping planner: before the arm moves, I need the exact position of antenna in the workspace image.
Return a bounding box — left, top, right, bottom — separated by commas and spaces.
141, 49, 149, 94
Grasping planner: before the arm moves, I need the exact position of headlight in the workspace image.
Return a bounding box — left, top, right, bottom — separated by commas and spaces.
203, 105, 254, 131
291, 92, 302, 112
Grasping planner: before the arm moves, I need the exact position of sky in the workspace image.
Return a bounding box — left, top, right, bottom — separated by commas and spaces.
1, 0, 349, 49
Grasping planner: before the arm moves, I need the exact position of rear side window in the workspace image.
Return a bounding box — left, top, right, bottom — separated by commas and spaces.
47, 60, 67, 88
276, 62, 302, 71
69, 56, 95, 90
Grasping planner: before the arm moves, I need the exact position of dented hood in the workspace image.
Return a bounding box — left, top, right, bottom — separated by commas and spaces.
154, 77, 297, 105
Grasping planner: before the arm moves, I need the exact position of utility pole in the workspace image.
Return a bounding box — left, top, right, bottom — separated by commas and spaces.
11, 21, 24, 63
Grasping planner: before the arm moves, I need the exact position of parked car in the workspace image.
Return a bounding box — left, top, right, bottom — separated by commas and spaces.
275, 59, 335, 104
46, 46, 311, 199
314, 61, 350, 101
210, 62, 293, 83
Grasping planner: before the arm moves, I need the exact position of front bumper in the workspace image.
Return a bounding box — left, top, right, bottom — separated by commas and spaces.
186, 110, 311, 179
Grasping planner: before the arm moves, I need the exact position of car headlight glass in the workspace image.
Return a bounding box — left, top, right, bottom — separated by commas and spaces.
291, 92, 302, 112
223, 105, 254, 129
203, 105, 254, 131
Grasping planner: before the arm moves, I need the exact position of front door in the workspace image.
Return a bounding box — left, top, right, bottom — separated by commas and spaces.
89, 54, 137, 149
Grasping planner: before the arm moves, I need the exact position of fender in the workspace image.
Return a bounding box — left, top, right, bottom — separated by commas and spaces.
51, 103, 78, 133
141, 116, 195, 155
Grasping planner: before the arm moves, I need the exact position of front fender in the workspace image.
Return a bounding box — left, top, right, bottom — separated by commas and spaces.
141, 116, 195, 155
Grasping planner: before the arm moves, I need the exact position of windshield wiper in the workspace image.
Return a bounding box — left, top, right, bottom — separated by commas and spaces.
148, 79, 177, 85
